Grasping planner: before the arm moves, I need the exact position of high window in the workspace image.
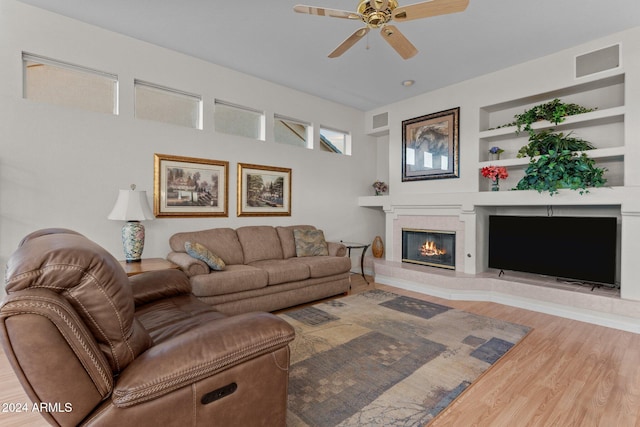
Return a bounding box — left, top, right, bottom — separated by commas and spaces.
135, 80, 202, 129
274, 115, 311, 149
320, 127, 351, 155
214, 100, 265, 141
23, 53, 118, 115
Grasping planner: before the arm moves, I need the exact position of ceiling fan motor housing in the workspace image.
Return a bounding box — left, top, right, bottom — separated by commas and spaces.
358, 0, 398, 28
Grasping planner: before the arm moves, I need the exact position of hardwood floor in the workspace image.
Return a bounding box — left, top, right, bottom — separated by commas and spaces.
1, 276, 639, 426
351, 276, 640, 426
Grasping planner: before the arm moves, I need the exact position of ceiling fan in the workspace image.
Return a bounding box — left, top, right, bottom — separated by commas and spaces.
294, 0, 469, 59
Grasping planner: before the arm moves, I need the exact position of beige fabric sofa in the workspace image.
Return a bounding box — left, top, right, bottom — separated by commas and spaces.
167, 225, 351, 314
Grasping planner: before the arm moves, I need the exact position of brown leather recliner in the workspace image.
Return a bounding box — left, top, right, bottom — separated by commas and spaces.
0, 229, 295, 426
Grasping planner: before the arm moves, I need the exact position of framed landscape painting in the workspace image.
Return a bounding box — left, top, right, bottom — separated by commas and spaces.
154, 153, 228, 217
237, 163, 291, 217
402, 107, 460, 181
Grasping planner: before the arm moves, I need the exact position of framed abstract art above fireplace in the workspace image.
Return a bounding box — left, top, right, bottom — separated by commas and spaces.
402, 107, 460, 181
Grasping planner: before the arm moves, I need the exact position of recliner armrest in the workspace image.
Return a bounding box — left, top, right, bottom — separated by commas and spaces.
129, 269, 192, 306
111, 312, 295, 407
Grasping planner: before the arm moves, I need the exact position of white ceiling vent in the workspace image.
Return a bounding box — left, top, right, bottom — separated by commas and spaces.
575, 44, 620, 78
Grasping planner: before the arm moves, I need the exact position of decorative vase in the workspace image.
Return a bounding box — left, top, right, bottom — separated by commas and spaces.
375, 190, 382, 196
491, 179, 500, 191
489, 153, 501, 161
372, 236, 384, 258
122, 221, 145, 262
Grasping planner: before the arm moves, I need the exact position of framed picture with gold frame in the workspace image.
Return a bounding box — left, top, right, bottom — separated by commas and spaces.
237, 163, 291, 217
402, 107, 460, 181
154, 153, 228, 217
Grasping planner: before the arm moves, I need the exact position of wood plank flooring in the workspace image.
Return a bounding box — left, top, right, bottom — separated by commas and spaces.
1, 276, 639, 426
350, 277, 640, 426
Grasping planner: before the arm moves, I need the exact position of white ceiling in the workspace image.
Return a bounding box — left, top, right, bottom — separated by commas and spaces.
16, 0, 640, 111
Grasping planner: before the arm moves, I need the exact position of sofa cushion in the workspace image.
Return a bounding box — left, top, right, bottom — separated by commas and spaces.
236, 226, 284, 264
293, 228, 329, 257
185, 241, 225, 271
189, 265, 268, 297
248, 259, 310, 285
170, 228, 244, 265
291, 256, 352, 278
276, 225, 317, 259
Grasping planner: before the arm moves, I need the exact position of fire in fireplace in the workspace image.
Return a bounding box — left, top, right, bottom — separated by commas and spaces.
421, 240, 447, 257
402, 228, 455, 270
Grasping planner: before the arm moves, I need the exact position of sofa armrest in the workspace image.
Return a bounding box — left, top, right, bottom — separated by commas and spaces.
166, 251, 209, 277
129, 269, 192, 306
112, 312, 295, 407
327, 241, 346, 257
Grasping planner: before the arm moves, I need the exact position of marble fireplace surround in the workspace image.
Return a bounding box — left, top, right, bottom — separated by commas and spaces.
360, 189, 640, 333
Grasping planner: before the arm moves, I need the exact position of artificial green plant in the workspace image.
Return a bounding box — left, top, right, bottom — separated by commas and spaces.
496, 99, 607, 195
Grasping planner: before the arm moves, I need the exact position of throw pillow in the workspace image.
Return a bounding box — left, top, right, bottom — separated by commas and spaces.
185, 241, 226, 271
293, 228, 329, 257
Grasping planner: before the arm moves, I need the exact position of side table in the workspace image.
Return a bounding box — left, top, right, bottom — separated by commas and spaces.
119, 258, 179, 277
341, 241, 370, 284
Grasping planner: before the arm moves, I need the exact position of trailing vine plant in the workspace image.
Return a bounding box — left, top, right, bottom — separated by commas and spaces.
492, 98, 595, 135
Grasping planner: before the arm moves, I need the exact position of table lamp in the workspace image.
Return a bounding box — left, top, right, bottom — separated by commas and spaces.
108, 184, 155, 262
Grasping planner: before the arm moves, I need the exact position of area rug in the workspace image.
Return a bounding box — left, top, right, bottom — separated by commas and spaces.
280, 290, 531, 427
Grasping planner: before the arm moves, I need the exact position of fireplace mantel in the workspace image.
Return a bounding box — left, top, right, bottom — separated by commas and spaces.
359, 186, 640, 211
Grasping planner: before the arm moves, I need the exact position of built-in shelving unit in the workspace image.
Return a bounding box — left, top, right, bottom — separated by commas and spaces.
358, 39, 640, 306
478, 73, 625, 192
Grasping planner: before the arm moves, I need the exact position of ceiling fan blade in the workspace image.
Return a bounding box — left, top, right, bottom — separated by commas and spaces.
393, 0, 469, 21
328, 27, 370, 58
380, 25, 418, 59
293, 5, 360, 20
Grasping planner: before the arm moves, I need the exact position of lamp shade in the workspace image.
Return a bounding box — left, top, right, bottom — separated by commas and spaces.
108, 187, 155, 221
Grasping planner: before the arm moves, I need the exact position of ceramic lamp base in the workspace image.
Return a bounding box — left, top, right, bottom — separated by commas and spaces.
122, 221, 145, 263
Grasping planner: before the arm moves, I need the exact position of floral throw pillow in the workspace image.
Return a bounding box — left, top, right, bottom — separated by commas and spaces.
185, 241, 225, 271
293, 229, 329, 257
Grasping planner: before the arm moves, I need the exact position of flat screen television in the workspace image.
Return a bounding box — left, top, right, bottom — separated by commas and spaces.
488, 215, 617, 285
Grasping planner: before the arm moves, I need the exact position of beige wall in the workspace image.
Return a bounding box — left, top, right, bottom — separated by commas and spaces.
0, 0, 384, 281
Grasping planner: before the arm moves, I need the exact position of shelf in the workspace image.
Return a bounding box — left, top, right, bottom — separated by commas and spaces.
479, 106, 625, 139
359, 187, 633, 209
358, 195, 390, 209
480, 74, 625, 113
478, 73, 626, 193
478, 146, 625, 168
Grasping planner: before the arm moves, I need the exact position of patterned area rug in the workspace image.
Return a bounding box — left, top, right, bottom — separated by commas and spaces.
280, 290, 531, 427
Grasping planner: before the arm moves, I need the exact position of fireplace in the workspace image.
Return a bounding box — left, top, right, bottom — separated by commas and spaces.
402, 228, 456, 270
